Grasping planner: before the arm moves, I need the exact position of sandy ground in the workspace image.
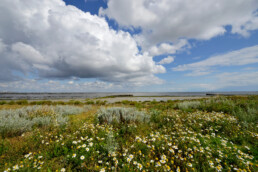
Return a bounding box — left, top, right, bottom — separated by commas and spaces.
97, 96, 205, 103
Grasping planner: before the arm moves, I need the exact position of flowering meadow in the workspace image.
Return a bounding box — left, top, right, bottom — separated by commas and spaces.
0, 96, 257, 171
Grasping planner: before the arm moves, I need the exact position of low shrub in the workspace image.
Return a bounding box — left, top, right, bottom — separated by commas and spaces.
0, 108, 53, 137
15, 100, 28, 105
29, 100, 53, 105
150, 109, 162, 123
54, 105, 85, 116
0, 101, 7, 105
174, 96, 258, 125
0, 105, 89, 137
95, 100, 107, 105
8, 101, 15, 105
97, 107, 149, 124
175, 101, 201, 111
85, 100, 95, 105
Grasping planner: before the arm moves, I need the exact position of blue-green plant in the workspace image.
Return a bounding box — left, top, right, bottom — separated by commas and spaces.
0, 105, 90, 137
97, 107, 149, 124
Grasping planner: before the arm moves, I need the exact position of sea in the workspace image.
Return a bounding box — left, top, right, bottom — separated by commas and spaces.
0, 92, 257, 100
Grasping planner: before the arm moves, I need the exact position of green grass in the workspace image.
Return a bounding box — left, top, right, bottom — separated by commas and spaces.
0, 96, 257, 171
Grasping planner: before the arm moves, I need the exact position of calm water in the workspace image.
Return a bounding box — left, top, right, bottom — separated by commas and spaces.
0, 92, 257, 100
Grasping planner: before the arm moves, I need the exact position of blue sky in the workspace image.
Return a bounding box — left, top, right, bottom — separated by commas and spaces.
0, 0, 258, 92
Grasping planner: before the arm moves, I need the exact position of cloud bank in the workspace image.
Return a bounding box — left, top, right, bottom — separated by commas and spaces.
0, 79, 120, 92
197, 72, 258, 91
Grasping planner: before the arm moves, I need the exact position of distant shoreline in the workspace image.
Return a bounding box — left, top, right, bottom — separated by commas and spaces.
0, 91, 257, 100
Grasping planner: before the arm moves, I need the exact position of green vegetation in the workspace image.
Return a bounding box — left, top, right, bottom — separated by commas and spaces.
0, 96, 257, 171
97, 107, 149, 124
98, 94, 133, 99
0, 105, 90, 138
0, 99, 109, 106
174, 96, 258, 124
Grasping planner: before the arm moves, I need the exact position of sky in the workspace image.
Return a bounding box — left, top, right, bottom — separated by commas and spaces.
0, 0, 258, 92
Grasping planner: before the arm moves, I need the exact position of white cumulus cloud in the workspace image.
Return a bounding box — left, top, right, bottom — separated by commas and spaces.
101, 0, 258, 52
158, 56, 174, 65
0, 0, 165, 85
149, 39, 190, 56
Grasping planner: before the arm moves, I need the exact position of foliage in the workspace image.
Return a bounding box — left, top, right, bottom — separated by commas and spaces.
0, 96, 257, 172
0, 105, 90, 137
175, 100, 201, 111
97, 107, 150, 124
174, 96, 258, 125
